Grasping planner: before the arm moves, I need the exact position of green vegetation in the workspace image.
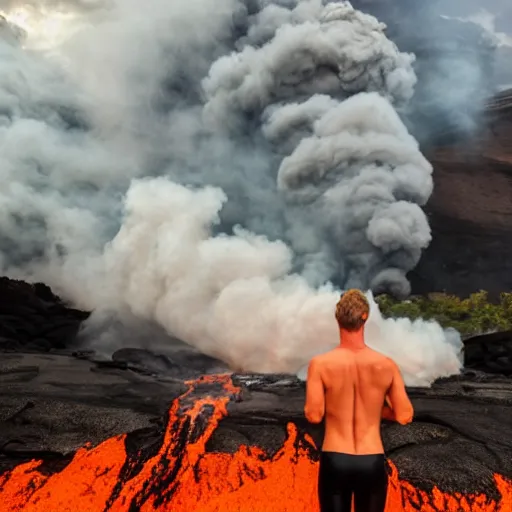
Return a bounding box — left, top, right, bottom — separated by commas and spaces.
375, 291, 512, 337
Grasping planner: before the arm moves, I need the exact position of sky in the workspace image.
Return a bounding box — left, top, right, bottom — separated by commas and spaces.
440, 0, 512, 88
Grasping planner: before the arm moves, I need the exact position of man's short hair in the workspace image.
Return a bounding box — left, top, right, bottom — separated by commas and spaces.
335, 289, 369, 331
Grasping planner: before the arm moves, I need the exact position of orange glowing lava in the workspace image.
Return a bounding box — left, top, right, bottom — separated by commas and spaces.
0, 374, 510, 511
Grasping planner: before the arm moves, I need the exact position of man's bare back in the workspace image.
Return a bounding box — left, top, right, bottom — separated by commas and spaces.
305, 290, 413, 512
305, 346, 413, 455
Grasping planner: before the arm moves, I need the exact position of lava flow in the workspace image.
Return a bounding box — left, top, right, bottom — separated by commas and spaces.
0, 374, 511, 512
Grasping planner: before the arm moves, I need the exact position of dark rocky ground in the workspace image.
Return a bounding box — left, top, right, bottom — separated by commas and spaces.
0, 277, 511, 502
1, 351, 512, 500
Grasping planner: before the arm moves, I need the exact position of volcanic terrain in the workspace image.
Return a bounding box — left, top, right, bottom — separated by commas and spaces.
0, 274, 511, 511
0, 4, 512, 510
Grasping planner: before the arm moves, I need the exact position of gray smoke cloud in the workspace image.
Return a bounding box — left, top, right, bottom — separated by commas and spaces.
441, 7, 512, 90
347, 0, 503, 142
0, 0, 469, 384
199, 2, 428, 295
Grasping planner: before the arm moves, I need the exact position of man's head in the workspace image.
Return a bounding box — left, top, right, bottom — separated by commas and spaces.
335, 289, 369, 332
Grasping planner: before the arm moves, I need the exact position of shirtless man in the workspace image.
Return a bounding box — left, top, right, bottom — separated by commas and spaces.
304, 289, 414, 512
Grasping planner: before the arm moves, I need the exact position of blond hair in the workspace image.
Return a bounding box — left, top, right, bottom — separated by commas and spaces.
335, 289, 369, 331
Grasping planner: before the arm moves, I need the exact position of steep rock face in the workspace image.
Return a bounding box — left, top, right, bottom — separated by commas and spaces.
410, 95, 512, 296
349, 1, 512, 296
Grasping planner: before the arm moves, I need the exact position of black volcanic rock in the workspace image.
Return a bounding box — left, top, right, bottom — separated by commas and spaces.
463, 330, 512, 375
110, 347, 229, 379
0, 277, 89, 352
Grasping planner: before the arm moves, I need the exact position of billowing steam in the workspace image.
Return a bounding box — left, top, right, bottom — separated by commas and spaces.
0, 0, 467, 385
98, 178, 461, 386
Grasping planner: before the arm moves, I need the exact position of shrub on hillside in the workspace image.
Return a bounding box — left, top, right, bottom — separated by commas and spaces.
375, 291, 512, 336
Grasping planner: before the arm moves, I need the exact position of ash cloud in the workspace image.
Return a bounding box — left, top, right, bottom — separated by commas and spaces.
0, 0, 473, 384
443, 7, 512, 90
349, 0, 503, 142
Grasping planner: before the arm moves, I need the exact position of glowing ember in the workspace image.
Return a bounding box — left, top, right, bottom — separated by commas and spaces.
0, 374, 510, 511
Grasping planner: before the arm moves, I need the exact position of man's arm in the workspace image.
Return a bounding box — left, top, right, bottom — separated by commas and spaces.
304, 358, 325, 424
381, 396, 396, 422
382, 362, 414, 425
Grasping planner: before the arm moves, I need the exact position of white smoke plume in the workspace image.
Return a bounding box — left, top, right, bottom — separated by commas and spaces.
0, 0, 464, 385
91, 178, 460, 386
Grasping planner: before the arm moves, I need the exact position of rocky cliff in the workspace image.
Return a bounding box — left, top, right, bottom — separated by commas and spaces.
410, 90, 512, 296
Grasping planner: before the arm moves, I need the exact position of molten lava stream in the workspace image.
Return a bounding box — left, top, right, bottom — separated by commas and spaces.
0, 374, 511, 511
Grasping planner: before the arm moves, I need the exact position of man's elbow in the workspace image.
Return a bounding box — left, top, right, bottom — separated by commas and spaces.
304, 407, 323, 424
396, 406, 414, 425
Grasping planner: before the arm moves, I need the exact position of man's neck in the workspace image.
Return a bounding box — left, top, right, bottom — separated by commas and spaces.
338, 328, 366, 351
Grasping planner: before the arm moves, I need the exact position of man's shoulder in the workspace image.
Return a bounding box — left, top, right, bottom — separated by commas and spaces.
362, 349, 398, 373
309, 352, 330, 367
310, 348, 397, 369
366, 347, 394, 363
309, 350, 341, 370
